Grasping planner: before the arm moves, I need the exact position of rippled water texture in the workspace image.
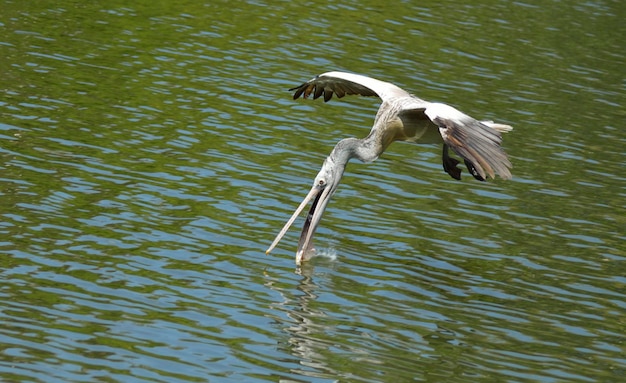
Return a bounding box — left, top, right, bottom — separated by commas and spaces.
1, 0, 624, 382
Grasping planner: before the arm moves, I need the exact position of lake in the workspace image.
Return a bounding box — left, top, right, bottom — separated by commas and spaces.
1, 0, 624, 382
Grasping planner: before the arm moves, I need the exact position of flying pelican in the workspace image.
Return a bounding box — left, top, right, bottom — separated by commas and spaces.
266, 71, 513, 265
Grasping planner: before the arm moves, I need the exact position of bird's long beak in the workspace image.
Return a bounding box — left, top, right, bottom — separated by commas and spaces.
266, 181, 333, 265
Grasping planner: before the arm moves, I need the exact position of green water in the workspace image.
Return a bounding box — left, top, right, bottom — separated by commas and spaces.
1, 0, 624, 382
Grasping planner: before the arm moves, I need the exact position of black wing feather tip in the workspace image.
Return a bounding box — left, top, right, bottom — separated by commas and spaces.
291, 86, 305, 100
323, 90, 333, 102
313, 85, 324, 100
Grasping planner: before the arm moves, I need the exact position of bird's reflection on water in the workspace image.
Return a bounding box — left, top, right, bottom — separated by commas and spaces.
265, 263, 340, 380
264, 258, 495, 381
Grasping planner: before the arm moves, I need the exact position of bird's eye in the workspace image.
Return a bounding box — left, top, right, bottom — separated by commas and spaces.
318, 180, 325, 186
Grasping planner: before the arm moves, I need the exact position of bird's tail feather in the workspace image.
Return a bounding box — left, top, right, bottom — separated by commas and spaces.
482, 121, 513, 133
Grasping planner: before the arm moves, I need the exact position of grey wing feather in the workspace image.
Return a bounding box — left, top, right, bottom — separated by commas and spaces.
433, 116, 512, 180
290, 71, 409, 102
290, 76, 378, 102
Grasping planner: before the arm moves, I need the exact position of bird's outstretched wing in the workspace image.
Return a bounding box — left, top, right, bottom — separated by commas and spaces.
290, 71, 410, 103
423, 103, 512, 180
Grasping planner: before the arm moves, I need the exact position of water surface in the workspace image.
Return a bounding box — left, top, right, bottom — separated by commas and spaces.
1, 0, 624, 382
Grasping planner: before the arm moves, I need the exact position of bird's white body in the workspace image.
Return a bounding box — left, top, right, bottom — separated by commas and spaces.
424, 102, 469, 123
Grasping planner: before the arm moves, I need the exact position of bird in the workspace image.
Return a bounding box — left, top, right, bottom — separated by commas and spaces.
266, 71, 513, 265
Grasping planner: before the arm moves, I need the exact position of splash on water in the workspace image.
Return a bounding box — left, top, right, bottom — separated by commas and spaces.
311, 247, 338, 262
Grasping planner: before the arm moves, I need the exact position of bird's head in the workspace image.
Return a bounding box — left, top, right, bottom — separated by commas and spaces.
266, 154, 348, 265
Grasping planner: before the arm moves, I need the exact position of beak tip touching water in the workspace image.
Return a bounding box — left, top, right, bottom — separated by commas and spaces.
295, 247, 315, 266
295, 251, 303, 266
266, 179, 332, 265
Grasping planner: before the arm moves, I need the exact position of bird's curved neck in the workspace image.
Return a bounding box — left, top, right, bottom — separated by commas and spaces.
329, 136, 381, 166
